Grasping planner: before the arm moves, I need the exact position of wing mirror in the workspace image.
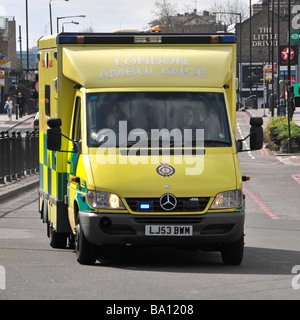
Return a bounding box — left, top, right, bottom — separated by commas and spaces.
237, 117, 263, 152
47, 117, 62, 151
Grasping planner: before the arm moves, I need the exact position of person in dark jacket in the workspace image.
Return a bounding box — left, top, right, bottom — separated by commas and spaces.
16, 92, 25, 118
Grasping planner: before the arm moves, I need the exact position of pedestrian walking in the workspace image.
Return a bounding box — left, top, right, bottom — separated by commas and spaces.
5, 97, 13, 121
16, 92, 25, 118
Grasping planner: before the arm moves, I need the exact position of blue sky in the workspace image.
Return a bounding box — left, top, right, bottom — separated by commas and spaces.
0, 0, 257, 50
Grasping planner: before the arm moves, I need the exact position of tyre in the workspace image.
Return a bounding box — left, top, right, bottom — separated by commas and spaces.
48, 223, 68, 249
221, 234, 244, 266
75, 221, 97, 265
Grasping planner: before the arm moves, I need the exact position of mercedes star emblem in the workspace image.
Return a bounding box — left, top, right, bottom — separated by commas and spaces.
160, 194, 177, 211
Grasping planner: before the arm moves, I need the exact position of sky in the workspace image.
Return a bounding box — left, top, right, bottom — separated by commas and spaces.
0, 0, 259, 50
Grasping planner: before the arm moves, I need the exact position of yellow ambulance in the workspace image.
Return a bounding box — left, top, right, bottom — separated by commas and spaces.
38, 32, 263, 265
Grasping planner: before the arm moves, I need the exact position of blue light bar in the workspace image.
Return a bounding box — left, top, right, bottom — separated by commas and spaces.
56, 33, 237, 45
140, 204, 151, 210
220, 35, 236, 43
57, 35, 77, 44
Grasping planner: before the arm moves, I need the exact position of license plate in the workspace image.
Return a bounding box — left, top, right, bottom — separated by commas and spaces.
145, 225, 193, 236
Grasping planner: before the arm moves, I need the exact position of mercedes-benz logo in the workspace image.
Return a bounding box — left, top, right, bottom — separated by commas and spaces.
160, 194, 177, 211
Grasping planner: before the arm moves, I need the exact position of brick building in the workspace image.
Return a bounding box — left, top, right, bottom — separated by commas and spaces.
0, 16, 17, 106
0, 16, 17, 69
253, 0, 300, 17
237, 2, 289, 64
235, 0, 300, 105
148, 1, 299, 106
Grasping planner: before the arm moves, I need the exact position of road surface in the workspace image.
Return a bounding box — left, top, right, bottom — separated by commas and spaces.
0, 111, 300, 301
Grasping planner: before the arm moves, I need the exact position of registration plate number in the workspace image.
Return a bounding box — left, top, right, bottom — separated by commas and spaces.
145, 225, 193, 236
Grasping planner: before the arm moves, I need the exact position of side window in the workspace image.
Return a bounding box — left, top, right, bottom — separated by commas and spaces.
72, 96, 81, 142
45, 85, 50, 116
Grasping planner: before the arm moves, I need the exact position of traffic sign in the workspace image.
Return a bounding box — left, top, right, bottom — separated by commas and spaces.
291, 31, 300, 42
265, 72, 272, 81
0, 56, 9, 64
264, 64, 272, 81
0, 70, 4, 87
11, 75, 19, 87
34, 80, 39, 94
292, 83, 300, 97
264, 64, 272, 71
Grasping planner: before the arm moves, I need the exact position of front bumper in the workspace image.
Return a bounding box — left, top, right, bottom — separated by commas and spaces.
79, 211, 245, 248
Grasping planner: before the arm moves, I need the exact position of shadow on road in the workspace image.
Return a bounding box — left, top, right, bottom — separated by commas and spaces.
92, 245, 300, 275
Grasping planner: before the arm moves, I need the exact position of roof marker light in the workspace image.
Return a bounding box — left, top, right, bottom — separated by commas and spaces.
211, 36, 220, 43
76, 36, 85, 44
134, 36, 162, 44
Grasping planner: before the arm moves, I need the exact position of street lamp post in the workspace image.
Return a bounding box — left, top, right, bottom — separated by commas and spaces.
277, 0, 281, 111
57, 15, 86, 33
26, 0, 29, 71
49, 0, 69, 35
250, 0, 253, 96
271, 0, 275, 117
287, 0, 292, 153
62, 21, 79, 32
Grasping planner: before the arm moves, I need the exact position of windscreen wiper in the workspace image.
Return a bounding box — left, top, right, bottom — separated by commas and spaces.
204, 140, 231, 146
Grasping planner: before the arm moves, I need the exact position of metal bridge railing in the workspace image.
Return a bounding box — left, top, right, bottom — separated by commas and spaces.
0, 130, 39, 184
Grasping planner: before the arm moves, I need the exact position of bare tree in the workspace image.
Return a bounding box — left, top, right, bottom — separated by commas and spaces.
150, 0, 247, 33
152, 0, 178, 32
208, 0, 249, 25
80, 25, 95, 33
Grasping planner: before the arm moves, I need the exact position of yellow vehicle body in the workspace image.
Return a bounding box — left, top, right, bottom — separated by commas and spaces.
38, 32, 259, 265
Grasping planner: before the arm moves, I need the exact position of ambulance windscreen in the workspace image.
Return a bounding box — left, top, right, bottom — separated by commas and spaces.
86, 92, 231, 148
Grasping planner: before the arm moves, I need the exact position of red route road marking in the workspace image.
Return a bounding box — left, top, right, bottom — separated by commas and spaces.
260, 147, 269, 156
242, 112, 251, 123
243, 187, 279, 220
292, 174, 300, 184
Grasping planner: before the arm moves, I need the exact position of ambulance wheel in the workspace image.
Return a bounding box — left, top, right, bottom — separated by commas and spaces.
48, 223, 68, 249
75, 221, 97, 265
221, 234, 244, 266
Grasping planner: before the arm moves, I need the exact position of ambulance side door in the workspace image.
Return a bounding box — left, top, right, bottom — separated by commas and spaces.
67, 94, 82, 232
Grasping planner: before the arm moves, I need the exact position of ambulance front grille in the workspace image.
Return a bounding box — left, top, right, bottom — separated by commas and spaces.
133, 216, 205, 224
125, 197, 210, 213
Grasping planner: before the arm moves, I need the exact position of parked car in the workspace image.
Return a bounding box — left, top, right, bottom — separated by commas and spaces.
33, 112, 39, 131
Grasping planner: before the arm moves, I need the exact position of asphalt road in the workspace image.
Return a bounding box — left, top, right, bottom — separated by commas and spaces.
0, 112, 300, 301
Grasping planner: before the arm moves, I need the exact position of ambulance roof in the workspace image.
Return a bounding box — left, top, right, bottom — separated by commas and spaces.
39, 33, 236, 89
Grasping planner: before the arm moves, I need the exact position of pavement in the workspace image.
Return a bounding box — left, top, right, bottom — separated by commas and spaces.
0, 107, 300, 204
243, 106, 300, 166
243, 105, 300, 130
0, 112, 36, 131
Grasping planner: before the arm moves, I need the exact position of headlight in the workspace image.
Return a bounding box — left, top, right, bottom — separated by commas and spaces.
210, 189, 243, 209
87, 190, 126, 210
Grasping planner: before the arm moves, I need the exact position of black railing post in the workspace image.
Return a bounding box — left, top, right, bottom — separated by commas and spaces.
25, 131, 31, 175
5, 131, 12, 182
10, 131, 17, 180
0, 129, 39, 185
15, 131, 22, 179
33, 131, 39, 172
19, 131, 26, 177
0, 131, 5, 184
